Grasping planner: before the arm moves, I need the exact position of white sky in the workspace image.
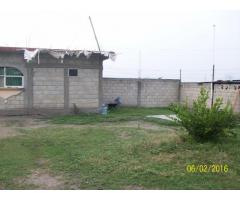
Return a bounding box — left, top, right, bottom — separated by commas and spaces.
0, 0, 240, 82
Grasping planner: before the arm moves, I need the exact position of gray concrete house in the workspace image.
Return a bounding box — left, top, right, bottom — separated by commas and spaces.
0, 46, 115, 115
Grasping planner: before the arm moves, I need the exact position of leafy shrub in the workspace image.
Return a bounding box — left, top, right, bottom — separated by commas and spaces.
171, 88, 237, 142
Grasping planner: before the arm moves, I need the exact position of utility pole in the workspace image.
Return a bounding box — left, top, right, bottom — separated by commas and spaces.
211, 24, 216, 107
137, 50, 142, 107
178, 69, 182, 102
138, 50, 142, 79
137, 50, 142, 129
180, 69, 182, 82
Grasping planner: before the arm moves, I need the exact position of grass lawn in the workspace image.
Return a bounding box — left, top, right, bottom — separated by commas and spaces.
0, 107, 240, 189
51, 107, 175, 125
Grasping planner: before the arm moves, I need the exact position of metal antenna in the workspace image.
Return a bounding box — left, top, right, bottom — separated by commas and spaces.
180, 68, 182, 82
89, 16, 101, 52
138, 50, 142, 79
178, 68, 182, 102
211, 24, 216, 107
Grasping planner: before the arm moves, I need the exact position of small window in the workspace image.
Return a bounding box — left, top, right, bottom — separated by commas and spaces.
69, 69, 78, 76
0, 67, 24, 88
6, 77, 23, 86
6, 67, 23, 76
0, 76, 4, 87
0, 67, 3, 75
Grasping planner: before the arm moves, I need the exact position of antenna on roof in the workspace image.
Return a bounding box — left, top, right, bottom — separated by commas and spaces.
89, 16, 101, 52
211, 24, 216, 107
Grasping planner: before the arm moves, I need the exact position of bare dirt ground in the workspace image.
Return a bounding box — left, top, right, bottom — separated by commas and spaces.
0, 116, 49, 140
123, 185, 145, 190
20, 169, 65, 190
15, 157, 75, 189
0, 116, 167, 141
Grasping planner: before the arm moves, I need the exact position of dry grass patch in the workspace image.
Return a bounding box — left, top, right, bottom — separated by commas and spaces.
150, 153, 176, 163
0, 116, 50, 140
123, 185, 145, 190
118, 131, 132, 139
0, 116, 49, 129
20, 169, 65, 190
0, 127, 19, 140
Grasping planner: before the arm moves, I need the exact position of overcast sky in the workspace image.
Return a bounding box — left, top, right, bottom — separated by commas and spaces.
0, 0, 239, 82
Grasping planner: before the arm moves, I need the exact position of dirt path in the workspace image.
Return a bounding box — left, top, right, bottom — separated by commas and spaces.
57, 121, 166, 130
0, 116, 171, 140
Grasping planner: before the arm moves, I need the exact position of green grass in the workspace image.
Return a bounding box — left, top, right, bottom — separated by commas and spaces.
0, 107, 240, 189
51, 106, 176, 126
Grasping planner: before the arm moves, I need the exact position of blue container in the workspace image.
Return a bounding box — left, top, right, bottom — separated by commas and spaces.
100, 104, 108, 115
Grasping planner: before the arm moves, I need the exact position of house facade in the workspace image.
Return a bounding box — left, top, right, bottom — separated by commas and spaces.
0, 47, 115, 115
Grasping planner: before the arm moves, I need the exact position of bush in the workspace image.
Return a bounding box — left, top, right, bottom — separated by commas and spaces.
171, 88, 237, 142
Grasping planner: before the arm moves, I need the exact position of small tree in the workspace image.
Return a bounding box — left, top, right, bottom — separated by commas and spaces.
171, 88, 237, 142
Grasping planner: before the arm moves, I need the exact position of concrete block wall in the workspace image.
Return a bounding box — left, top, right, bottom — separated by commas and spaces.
180, 83, 211, 106
140, 79, 179, 107
180, 82, 240, 112
0, 51, 104, 115
33, 68, 64, 108
0, 92, 24, 109
69, 69, 99, 108
33, 68, 100, 110
213, 84, 240, 112
102, 78, 180, 107
102, 78, 138, 106
103, 79, 240, 112
0, 51, 238, 114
